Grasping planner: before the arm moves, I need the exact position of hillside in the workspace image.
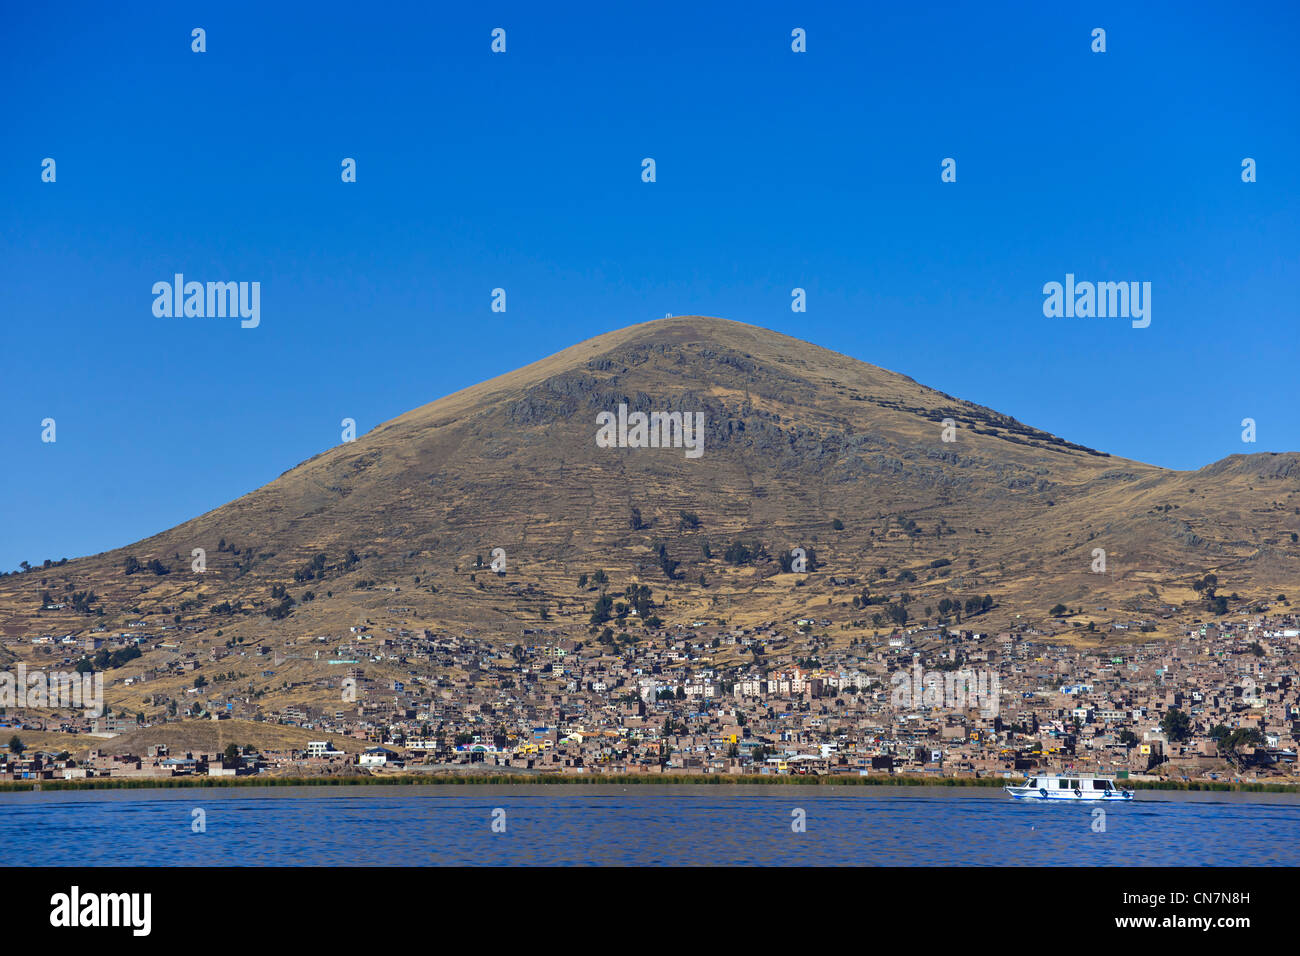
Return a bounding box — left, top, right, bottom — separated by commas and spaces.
2, 315, 1297, 723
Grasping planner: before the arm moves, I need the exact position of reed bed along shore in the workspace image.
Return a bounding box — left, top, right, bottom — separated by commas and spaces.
1, 773, 1295, 794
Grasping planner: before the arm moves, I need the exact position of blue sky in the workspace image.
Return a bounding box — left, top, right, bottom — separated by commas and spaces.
2, 1, 1297, 571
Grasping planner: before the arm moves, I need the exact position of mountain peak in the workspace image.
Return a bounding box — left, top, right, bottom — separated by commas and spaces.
2, 319, 1295, 672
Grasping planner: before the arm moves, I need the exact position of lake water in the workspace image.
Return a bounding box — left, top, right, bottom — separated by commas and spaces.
1, 785, 1297, 866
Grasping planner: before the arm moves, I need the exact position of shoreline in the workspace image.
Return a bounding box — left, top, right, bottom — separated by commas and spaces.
2, 773, 1296, 794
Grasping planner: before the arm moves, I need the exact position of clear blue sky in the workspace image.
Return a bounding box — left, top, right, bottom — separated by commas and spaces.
2, 1, 1297, 571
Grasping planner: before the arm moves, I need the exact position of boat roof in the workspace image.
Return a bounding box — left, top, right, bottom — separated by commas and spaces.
1026, 772, 1114, 778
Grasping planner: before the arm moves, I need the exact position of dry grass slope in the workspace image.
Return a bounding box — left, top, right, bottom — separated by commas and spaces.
2, 316, 1296, 719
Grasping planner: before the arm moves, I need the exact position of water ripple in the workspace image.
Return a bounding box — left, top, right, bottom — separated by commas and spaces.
0, 785, 1296, 866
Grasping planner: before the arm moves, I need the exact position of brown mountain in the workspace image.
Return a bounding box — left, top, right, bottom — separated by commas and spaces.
4, 316, 1298, 667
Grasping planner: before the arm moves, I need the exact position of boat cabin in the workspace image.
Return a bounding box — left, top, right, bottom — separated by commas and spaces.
1028, 775, 1115, 793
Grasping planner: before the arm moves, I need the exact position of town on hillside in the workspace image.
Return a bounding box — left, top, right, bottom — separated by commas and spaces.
4, 608, 1298, 784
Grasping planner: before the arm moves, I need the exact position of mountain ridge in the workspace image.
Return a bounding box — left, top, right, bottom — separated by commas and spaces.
2, 317, 1296, 686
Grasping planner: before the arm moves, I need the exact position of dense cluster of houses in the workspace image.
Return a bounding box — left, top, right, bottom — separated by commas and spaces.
4, 609, 1299, 783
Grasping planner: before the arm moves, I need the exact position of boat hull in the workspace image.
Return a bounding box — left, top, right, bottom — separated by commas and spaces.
1005, 786, 1132, 801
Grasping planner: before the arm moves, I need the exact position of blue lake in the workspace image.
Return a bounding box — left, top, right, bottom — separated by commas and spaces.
1, 785, 1296, 866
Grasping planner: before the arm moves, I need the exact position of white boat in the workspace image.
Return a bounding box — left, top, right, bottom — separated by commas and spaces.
1005, 773, 1133, 801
